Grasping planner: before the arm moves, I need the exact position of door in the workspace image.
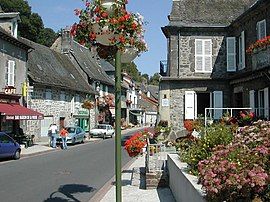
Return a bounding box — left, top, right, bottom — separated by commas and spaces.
40, 117, 53, 137
0, 134, 16, 158
213, 91, 223, 119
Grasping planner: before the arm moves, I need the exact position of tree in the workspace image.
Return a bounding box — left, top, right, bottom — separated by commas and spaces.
0, 0, 57, 47
37, 28, 58, 47
141, 74, 149, 83
122, 62, 142, 82
149, 73, 161, 86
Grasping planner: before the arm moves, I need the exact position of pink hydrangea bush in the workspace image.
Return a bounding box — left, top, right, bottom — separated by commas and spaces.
198, 120, 270, 201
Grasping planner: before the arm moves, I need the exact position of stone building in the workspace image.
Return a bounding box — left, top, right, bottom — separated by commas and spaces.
159, 0, 270, 129
21, 38, 96, 139
0, 9, 43, 135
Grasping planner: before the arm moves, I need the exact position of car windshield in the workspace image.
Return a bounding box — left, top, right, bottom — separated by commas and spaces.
66, 127, 76, 133
97, 125, 106, 129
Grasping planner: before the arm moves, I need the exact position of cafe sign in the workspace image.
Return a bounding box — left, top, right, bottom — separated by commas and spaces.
4, 86, 16, 95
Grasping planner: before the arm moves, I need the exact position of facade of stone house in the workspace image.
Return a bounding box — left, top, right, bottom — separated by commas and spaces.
51, 29, 117, 125
21, 38, 96, 139
159, 0, 269, 129
0, 11, 43, 135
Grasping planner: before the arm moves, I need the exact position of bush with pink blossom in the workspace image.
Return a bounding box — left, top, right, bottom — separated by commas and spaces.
198, 120, 270, 201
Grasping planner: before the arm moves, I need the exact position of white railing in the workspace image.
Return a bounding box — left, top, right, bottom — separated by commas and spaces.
204, 107, 252, 127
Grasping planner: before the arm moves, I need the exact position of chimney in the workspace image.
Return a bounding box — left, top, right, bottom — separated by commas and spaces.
61, 27, 72, 53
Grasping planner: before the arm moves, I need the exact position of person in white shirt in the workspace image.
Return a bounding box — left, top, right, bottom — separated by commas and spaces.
48, 123, 58, 148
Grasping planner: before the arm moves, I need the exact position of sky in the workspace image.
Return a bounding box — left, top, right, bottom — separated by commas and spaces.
27, 0, 172, 77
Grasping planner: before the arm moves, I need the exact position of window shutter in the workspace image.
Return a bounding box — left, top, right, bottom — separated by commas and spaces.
241, 31, 245, 69
7, 60, 15, 86
249, 90, 255, 111
204, 40, 212, 72
185, 91, 195, 120
195, 40, 203, 71
264, 87, 269, 119
257, 20, 266, 39
213, 91, 223, 119
227, 37, 236, 71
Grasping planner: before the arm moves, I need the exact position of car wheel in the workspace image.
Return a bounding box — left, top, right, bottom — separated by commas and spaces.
14, 149, 21, 160
81, 137, 85, 143
72, 138, 76, 145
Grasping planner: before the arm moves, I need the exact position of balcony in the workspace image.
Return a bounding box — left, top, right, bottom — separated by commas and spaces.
252, 46, 270, 70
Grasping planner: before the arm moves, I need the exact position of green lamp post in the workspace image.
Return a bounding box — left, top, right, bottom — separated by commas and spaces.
71, 1, 147, 201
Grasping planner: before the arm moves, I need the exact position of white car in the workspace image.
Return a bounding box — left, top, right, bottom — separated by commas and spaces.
89, 124, 115, 139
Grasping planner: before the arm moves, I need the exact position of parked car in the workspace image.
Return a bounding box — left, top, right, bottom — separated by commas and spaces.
0, 132, 21, 160
56, 126, 85, 144
89, 124, 115, 139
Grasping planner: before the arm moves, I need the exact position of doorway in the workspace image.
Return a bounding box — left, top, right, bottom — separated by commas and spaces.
197, 93, 210, 117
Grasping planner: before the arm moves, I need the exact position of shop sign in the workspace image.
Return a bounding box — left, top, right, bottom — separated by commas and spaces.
5, 115, 43, 120
4, 86, 16, 95
78, 110, 89, 115
161, 99, 169, 107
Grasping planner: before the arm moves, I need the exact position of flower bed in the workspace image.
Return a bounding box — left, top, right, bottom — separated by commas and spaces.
177, 120, 270, 201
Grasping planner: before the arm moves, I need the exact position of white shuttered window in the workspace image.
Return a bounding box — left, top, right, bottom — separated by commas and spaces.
249, 90, 255, 111
226, 37, 236, 71
238, 31, 246, 70
195, 39, 212, 73
264, 87, 269, 119
7, 60, 15, 86
257, 20, 266, 40
185, 91, 195, 120
213, 91, 223, 119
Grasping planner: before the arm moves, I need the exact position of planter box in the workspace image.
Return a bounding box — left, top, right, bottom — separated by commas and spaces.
167, 154, 206, 202
252, 47, 270, 70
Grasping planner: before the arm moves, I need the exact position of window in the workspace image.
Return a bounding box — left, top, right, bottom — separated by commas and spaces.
226, 37, 236, 71
45, 89, 52, 105
0, 134, 13, 143
252, 87, 269, 119
238, 31, 245, 70
195, 39, 212, 72
257, 20, 266, 40
6, 60, 15, 86
60, 91, 65, 104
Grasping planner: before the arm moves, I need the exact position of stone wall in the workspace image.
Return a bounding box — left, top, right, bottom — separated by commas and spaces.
26, 85, 95, 138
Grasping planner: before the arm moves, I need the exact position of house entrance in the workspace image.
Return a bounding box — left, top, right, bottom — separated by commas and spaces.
197, 93, 210, 117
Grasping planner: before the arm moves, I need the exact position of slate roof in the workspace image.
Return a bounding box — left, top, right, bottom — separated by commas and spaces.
21, 38, 95, 94
99, 59, 115, 72
168, 0, 257, 27
70, 41, 115, 86
147, 85, 159, 100
137, 94, 158, 112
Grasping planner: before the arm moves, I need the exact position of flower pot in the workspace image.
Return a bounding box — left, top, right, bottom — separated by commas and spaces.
101, 0, 116, 14
92, 23, 117, 46
121, 47, 138, 63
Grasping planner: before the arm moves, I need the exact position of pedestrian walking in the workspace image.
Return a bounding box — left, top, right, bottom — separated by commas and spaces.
60, 127, 68, 150
48, 123, 58, 148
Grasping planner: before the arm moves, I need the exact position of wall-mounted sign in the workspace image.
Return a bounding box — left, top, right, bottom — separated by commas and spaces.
4, 86, 16, 95
161, 99, 169, 107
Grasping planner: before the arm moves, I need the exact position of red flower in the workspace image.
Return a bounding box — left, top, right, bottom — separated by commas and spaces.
89, 32, 96, 41
74, 9, 81, 16
94, 7, 100, 13
119, 35, 126, 43
70, 24, 77, 36
101, 12, 108, 18
118, 16, 126, 22
131, 22, 137, 30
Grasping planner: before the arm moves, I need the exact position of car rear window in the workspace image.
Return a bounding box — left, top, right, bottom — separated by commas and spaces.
97, 125, 106, 129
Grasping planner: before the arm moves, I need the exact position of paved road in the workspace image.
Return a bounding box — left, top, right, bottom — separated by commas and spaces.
0, 128, 146, 202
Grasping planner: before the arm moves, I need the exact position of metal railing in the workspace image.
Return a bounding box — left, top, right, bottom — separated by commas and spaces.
204, 107, 252, 127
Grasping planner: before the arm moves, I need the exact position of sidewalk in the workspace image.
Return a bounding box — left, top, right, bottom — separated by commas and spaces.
95, 155, 176, 202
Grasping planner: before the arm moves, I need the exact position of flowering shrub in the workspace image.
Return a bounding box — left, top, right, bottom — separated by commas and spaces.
184, 120, 194, 132
221, 111, 255, 127
82, 99, 95, 109
71, 0, 147, 58
124, 130, 149, 157
246, 35, 270, 54
180, 123, 234, 175
198, 120, 270, 201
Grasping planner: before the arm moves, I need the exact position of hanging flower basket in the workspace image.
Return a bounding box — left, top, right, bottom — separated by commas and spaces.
92, 24, 118, 46
121, 47, 138, 63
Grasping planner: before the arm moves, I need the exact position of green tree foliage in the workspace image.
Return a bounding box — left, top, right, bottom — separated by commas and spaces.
0, 0, 57, 47
141, 74, 149, 83
122, 62, 142, 82
149, 73, 160, 85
